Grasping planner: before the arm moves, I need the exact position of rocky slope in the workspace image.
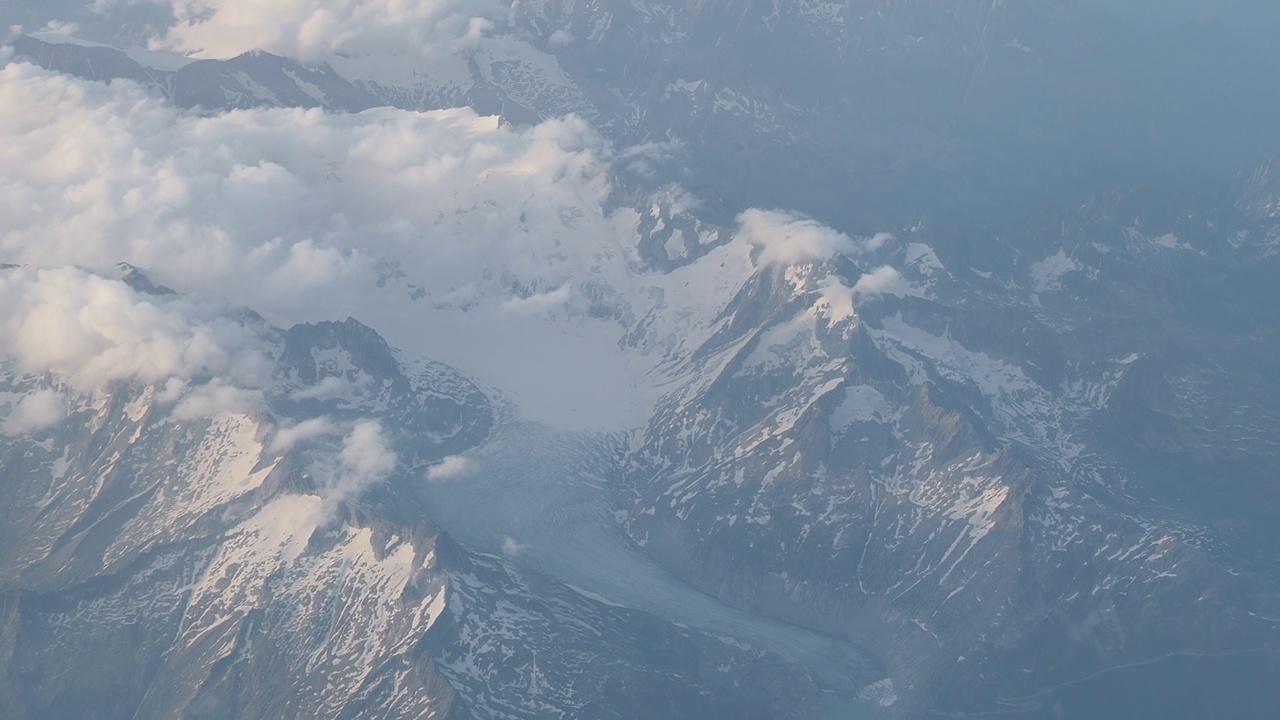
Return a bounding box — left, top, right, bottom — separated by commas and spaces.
0, 269, 849, 719
620, 184, 1280, 716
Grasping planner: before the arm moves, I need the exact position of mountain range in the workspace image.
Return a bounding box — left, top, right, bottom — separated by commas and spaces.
3, 1, 1280, 718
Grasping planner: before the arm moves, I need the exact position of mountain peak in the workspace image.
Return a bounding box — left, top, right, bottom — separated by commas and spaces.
115, 262, 177, 296
279, 317, 401, 386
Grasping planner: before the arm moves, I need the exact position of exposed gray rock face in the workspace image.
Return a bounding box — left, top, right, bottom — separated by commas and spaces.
619, 189, 1280, 716
1232, 155, 1280, 222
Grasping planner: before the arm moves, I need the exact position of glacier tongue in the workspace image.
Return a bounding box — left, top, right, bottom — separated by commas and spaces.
417, 419, 881, 709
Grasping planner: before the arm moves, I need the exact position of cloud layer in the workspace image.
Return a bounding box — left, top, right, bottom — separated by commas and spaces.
0, 60, 893, 427
90, 0, 500, 65
0, 60, 616, 321
0, 59, 645, 427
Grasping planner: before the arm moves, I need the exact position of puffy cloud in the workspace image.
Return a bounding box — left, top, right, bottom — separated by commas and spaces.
171, 379, 264, 420
1, 388, 67, 435
426, 454, 470, 482
0, 266, 269, 392
339, 420, 397, 477
736, 209, 856, 266
852, 265, 903, 297
0, 62, 614, 325
501, 535, 529, 557
103, 0, 503, 65
0, 61, 645, 428
862, 232, 894, 253
269, 417, 340, 452
325, 420, 397, 505
289, 374, 368, 401
547, 29, 575, 47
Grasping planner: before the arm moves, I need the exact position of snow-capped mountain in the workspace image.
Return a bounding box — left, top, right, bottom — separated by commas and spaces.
618, 188, 1280, 715
3, 1, 1280, 719
0, 268, 860, 719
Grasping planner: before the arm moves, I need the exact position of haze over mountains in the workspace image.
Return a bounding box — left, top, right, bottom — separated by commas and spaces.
2, 1, 1279, 719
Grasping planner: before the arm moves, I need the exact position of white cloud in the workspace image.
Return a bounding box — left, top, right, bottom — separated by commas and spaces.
0, 62, 645, 429
289, 373, 370, 401
0, 62, 614, 326
548, 29, 575, 47
501, 535, 529, 557
852, 265, 902, 297
1, 388, 67, 435
498, 284, 571, 315
171, 379, 263, 420
268, 416, 339, 452
425, 454, 470, 482
339, 420, 397, 477
157, 377, 190, 404
862, 232, 894, 253
110, 0, 503, 65
325, 420, 397, 505
0, 266, 269, 392
736, 209, 855, 266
